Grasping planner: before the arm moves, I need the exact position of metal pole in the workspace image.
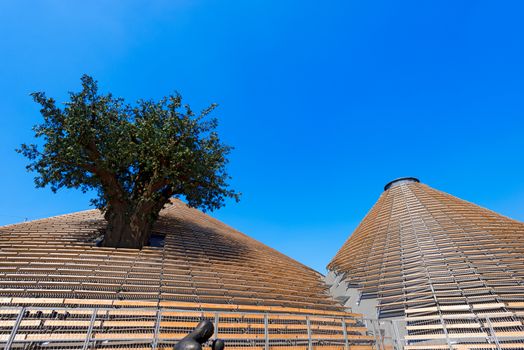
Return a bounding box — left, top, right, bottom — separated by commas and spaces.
5, 307, 25, 350
391, 319, 402, 350
439, 316, 452, 350
370, 319, 382, 350
379, 321, 386, 350
152, 309, 162, 350
342, 318, 349, 350
306, 316, 312, 350
82, 308, 98, 350
264, 313, 269, 350
387, 320, 400, 350
486, 317, 501, 350
214, 313, 220, 340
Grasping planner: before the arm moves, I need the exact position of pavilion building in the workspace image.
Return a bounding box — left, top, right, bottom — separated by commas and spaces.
0, 199, 373, 349
326, 178, 524, 348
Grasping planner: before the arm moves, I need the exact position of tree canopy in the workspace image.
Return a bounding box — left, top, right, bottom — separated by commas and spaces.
18, 75, 239, 248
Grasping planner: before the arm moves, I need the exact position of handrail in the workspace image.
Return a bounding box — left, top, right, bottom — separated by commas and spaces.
1, 306, 518, 349
0, 307, 377, 350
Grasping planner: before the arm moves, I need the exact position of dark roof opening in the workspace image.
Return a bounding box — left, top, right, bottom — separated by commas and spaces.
384, 177, 420, 191
147, 233, 166, 248
89, 230, 166, 249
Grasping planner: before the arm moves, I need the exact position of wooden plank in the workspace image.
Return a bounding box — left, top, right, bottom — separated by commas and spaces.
161, 311, 203, 317
507, 302, 524, 308
24, 333, 89, 341
159, 300, 201, 308
103, 320, 155, 327
313, 334, 374, 341
113, 300, 158, 307
404, 306, 438, 314
64, 298, 114, 306
94, 332, 154, 340
493, 331, 524, 338
43, 320, 101, 327
107, 309, 157, 316
218, 333, 276, 340
11, 297, 64, 304
406, 332, 489, 340
471, 303, 505, 310
0, 320, 41, 327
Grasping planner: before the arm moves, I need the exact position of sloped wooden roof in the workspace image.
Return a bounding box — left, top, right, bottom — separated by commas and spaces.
0, 199, 344, 314
328, 180, 524, 322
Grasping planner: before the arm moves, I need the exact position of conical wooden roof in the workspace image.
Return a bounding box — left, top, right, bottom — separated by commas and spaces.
328, 178, 524, 319
0, 199, 343, 314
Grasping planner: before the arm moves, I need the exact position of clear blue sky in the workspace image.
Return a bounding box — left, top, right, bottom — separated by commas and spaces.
1, 1, 523, 272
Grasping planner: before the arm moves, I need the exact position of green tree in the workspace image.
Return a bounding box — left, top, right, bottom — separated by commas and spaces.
18, 75, 239, 248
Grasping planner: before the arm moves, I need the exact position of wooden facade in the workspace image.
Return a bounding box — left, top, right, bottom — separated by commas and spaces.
328, 178, 524, 347
0, 199, 376, 349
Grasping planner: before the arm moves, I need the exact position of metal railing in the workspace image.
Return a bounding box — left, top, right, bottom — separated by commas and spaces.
1, 307, 520, 349
386, 316, 524, 350
0, 307, 384, 350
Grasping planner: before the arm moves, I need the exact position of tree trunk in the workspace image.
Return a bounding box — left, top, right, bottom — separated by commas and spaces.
103, 207, 152, 249
101, 199, 166, 249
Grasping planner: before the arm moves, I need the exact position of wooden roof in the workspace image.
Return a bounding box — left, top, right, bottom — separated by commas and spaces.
0, 199, 344, 315
328, 180, 524, 324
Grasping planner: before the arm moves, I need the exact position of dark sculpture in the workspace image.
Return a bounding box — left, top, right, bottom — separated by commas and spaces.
174, 320, 224, 350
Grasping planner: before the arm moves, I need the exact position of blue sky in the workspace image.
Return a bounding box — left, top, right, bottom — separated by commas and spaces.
1, 1, 523, 272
